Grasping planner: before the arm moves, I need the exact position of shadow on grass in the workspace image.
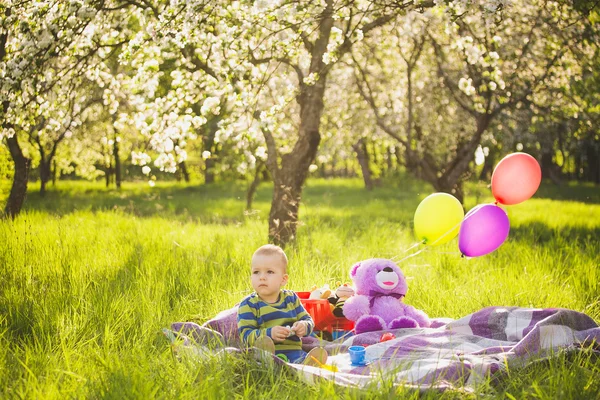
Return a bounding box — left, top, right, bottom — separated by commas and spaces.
22, 183, 256, 224
15, 178, 599, 227
534, 181, 600, 204
510, 221, 600, 249
20, 178, 433, 225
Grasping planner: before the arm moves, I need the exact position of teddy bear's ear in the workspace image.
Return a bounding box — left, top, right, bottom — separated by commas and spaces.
350, 262, 361, 278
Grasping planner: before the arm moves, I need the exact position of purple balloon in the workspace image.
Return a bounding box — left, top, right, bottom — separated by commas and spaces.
458, 204, 510, 257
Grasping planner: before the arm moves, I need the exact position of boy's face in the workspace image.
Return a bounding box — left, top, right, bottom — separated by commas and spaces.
250, 253, 288, 302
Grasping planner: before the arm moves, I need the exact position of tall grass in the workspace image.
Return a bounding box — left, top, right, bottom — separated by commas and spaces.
0, 177, 598, 398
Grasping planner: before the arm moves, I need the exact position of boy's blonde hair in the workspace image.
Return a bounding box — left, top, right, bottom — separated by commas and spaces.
252, 244, 288, 272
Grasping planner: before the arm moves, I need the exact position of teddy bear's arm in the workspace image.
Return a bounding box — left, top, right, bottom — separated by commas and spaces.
402, 304, 431, 328
342, 294, 370, 322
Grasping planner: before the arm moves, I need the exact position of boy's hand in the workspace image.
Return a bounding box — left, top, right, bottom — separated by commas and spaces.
291, 321, 308, 337
270, 326, 291, 343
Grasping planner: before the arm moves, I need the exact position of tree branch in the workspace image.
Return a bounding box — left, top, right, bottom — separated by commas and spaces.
353, 56, 407, 146
0, 7, 8, 63
253, 111, 280, 180
249, 52, 304, 84
183, 44, 218, 79
30, 116, 48, 160
428, 34, 478, 117
101, 0, 160, 18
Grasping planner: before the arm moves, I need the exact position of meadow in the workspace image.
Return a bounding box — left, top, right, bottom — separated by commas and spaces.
0, 177, 599, 399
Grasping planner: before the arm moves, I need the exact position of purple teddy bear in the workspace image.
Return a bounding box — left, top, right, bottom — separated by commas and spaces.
343, 258, 431, 334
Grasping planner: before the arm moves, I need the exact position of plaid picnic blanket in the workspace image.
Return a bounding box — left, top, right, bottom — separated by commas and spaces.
167, 307, 600, 391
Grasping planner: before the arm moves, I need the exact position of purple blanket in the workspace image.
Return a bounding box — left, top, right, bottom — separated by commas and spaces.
168, 307, 600, 391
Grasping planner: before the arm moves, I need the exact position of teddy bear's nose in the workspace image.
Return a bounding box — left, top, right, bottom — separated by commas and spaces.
383, 267, 393, 272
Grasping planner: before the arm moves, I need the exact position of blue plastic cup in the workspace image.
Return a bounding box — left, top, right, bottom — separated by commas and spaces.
348, 345, 366, 365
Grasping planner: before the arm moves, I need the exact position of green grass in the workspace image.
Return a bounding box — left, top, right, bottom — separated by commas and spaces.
1, 177, 599, 398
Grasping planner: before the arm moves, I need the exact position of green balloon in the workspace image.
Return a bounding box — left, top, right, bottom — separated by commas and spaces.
414, 193, 464, 246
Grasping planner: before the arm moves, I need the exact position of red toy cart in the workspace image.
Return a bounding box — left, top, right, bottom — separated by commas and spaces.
296, 291, 354, 338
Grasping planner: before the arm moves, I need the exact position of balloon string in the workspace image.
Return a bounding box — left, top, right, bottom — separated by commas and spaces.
426, 216, 468, 246
391, 202, 499, 263
390, 240, 425, 262
390, 223, 459, 263
429, 201, 501, 246
403, 241, 424, 253
394, 220, 460, 264
394, 246, 429, 264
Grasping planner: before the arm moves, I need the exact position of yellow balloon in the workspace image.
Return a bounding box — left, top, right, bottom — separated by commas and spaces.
414, 193, 464, 246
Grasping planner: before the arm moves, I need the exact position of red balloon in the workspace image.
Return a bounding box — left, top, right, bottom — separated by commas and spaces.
491, 153, 541, 205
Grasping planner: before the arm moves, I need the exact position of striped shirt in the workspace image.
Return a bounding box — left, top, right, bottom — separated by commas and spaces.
237, 290, 314, 359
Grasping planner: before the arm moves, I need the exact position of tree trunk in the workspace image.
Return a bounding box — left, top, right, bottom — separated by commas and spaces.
4, 135, 31, 219
262, 0, 395, 244
416, 114, 493, 204
438, 114, 493, 198
404, 64, 418, 173
352, 137, 374, 190
204, 158, 215, 184
573, 153, 580, 180
318, 161, 326, 178
267, 83, 324, 246
105, 164, 112, 188
261, 168, 270, 182
540, 149, 553, 180
39, 160, 51, 197
433, 179, 465, 204
386, 146, 393, 174
52, 159, 57, 186
328, 154, 335, 178
479, 145, 496, 181
585, 138, 600, 184
113, 137, 121, 189
178, 160, 190, 183
246, 162, 263, 210
540, 137, 563, 185
202, 115, 221, 185
268, 179, 300, 246
371, 142, 380, 171
395, 146, 403, 170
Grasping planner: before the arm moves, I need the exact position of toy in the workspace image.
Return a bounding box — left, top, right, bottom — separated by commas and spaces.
328, 282, 355, 317
380, 332, 396, 342
342, 258, 431, 334
309, 284, 331, 300
307, 355, 339, 372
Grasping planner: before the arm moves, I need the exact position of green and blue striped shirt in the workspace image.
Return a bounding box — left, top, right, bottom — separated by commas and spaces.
237, 290, 314, 360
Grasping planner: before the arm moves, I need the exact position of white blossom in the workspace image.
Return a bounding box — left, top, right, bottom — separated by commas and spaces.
237, 161, 248, 174
303, 73, 318, 86
458, 77, 476, 96
132, 151, 152, 166
201, 96, 221, 116
164, 138, 174, 152
255, 146, 267, 160
474, 145, 485, 166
